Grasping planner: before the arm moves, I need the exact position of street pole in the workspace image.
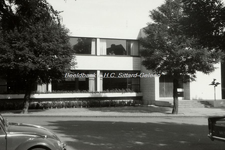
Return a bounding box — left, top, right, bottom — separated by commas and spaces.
210, 79, 220, 101
214, 86, 216, 101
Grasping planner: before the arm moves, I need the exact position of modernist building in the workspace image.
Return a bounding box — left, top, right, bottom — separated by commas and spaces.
0, 26, 223, 105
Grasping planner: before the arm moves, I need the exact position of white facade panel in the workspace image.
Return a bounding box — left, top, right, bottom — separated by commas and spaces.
190, 63, 222, 100
140, 65, 160, 105
73, 55, 141, 71
69, 27, 141, 40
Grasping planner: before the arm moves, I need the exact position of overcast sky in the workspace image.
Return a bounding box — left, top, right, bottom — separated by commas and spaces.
47, 0, 165, 36
47, 0, 225, 37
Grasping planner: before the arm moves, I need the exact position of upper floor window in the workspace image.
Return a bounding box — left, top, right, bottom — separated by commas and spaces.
100, 39, 139, 56
127, 40, 139, 56
70, 37, 96, 55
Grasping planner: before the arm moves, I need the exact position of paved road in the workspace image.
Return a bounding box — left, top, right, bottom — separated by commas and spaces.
5, 116, 225, 150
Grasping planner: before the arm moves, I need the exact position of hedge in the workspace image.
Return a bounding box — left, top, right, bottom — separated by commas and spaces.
0, 99, 142, 110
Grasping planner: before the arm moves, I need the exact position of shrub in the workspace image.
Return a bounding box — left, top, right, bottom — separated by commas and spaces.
0, 98, 140, 110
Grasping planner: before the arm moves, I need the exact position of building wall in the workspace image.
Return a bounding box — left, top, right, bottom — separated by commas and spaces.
1, 30, 223, 103
73, 55, 141, 71
140, 65, 159, 105
189, 63, 222, 100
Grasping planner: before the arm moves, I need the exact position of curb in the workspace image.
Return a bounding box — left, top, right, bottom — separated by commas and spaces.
1, 114, 219, 118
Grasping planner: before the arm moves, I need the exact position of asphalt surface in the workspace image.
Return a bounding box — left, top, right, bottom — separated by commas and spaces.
2, 105, 225, 150
5, 116, 225, 150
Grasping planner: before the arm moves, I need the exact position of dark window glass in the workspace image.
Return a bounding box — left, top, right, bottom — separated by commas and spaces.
6, 77, 36, 94
103, 71, 140, 92
70, 37, 96, 55
100, 39, 139, 56
52, 79, 89, 91
100, 39, 126, 55
0, 78, 7, 94
52, 71, 95, 92
127, 40, 139, 56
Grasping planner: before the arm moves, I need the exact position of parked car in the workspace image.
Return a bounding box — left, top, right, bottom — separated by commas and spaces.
208, 116, 225, 142
0, 114, 66, 150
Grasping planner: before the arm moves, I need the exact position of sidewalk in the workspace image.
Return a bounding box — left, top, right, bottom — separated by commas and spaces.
1, 105, 225, 117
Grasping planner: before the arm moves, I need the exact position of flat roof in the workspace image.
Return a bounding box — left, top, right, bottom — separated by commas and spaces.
68, 27, 142, 40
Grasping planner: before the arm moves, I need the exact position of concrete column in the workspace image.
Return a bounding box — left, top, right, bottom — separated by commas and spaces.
37, 84, 47, 93
47, 81, 52, 92
155, 77, 160, 100
97, 70, 103, 92
96, 38, 100, 56
89, 71, 96, 92
37, 84, 41, 92
140, 65, 160, 105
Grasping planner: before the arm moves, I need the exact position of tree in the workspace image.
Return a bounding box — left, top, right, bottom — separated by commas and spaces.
181, 0, 225, 99
0, 0, 75, 113
181, 0, 225, 51
140, 0, 223, 114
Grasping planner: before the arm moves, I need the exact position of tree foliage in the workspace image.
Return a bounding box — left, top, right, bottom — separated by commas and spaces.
140, 0, 224, 114
0, 0, 61, 31
182, 0, 225, 51
0, 0, 74, 113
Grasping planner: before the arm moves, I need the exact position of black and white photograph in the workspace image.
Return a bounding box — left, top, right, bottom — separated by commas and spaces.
1, 0, 225, 149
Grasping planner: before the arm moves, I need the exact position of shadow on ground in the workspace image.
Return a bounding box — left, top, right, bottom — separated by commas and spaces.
48, 120, 224, 150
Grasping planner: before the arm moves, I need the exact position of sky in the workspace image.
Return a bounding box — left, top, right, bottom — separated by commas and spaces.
47, 0, 225, 38
47, 0, 166, 37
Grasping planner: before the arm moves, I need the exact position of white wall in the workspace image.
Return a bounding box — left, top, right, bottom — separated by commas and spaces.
190, 63, 222, 100
139, 62, 222, 102
73, 55, 141, 71
140, 65, 159, 105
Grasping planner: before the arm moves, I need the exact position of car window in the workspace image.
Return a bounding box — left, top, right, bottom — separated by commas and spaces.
0, 116, 4, 126
0, 115, 4, 125
0, 126, 5, 135
0, 115, 7, 132
0, 119, 6, 135
0, 115, 3, 122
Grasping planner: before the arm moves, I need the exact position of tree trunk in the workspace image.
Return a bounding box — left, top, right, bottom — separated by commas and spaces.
21, 92, 31, 114
21, 81, 33, 114
172, 78, 179, 114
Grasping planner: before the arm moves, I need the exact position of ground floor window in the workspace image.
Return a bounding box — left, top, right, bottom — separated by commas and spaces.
0, 70, 141, 93
52, 70, 94, 92
103, 71, 140, 92
0, 76, 36, 94
0, 78, 7, 94
53, 70, 140, 92
52, 80, 89, 91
